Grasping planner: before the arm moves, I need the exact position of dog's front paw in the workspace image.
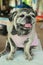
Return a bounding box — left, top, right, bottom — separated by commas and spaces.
28, 55, 32, 61
25, 55, 32, 61
24, 52, 33, 61
6, 55, 14, 60
6, 53, 14, 60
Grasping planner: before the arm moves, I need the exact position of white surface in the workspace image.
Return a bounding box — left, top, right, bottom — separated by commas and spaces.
0, 50, 43, 65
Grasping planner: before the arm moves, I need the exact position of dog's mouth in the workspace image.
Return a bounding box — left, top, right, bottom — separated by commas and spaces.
20, 23, 32, 29
16, 23, 32, 35
24, 23, 32, 28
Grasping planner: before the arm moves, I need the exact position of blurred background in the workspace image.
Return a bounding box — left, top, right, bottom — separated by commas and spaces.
0, 0, 43, 52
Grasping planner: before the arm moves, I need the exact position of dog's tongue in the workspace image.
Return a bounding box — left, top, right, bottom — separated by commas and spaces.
24, 23, 32, 28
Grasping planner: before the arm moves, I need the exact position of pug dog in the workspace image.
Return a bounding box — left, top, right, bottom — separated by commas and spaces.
4, 4, 36, 60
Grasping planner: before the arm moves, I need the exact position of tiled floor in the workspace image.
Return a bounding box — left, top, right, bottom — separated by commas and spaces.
0, 22, 43, 52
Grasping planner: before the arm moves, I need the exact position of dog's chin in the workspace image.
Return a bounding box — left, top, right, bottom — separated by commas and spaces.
17, 23, 32, 36
17, 29, 32, 36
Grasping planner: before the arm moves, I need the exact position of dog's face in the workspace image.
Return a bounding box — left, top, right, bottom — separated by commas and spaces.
9, 8, 36, 35
14, 8, 36, 35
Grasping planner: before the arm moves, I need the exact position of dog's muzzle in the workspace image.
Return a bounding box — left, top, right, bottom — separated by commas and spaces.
24, 16, 32, 28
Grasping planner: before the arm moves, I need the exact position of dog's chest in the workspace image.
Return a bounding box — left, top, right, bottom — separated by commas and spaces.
11, 34, 38, 48
11, 34, 29, 47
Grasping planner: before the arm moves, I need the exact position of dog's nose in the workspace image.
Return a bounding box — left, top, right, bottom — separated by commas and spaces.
26, 16, 31, 23
26, 16, 31, 20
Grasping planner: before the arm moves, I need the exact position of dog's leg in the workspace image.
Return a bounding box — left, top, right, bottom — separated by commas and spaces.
6, 35, 17, 60
6, 21, 17, 60
24, 29, 35, 60
7, 24, 17, 60
24, 39, 32, 60
24, 23, 35, 61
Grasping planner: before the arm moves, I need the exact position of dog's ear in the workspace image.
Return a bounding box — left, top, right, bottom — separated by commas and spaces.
34, 11, 37, 17
9, 11, 17, 22
32, 8, 37, 17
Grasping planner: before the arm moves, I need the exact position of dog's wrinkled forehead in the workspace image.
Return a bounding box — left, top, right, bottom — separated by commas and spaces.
15, 8, 36, 24
17, 8, 35, 15
9, 8, 36, 22
16, 8, 36, 21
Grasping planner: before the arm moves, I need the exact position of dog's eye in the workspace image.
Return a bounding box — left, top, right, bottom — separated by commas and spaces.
31, 15, 35, 17
20, 14, 24, 17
